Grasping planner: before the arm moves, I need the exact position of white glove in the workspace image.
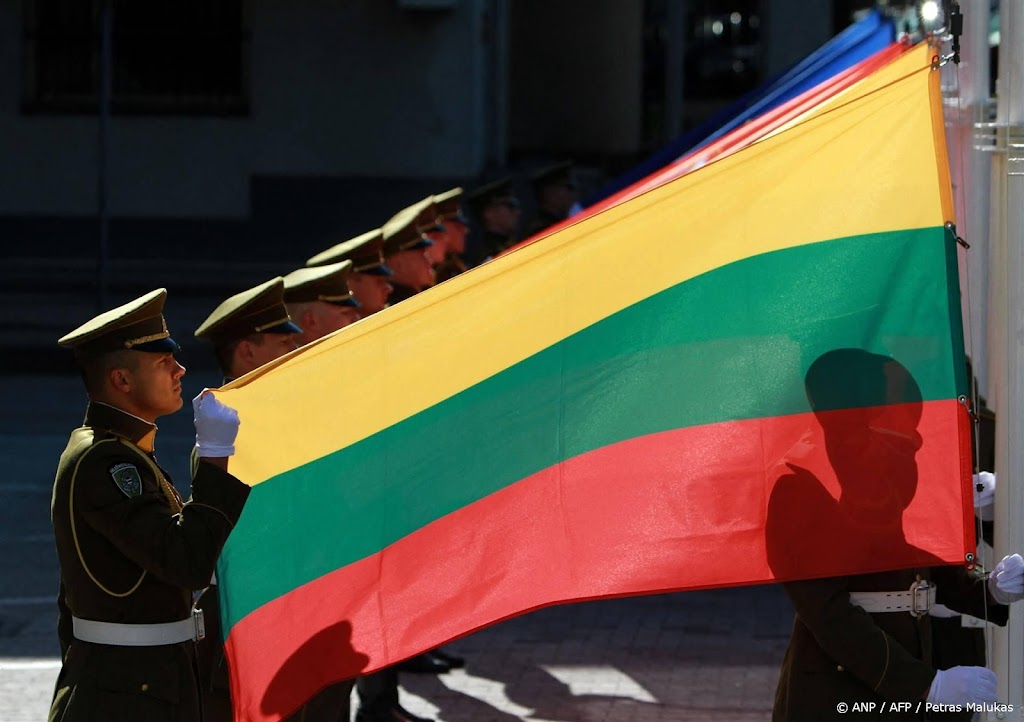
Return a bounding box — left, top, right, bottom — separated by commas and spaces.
927, 666, 997, 706
193, 390, 240, 458
989, 553, 1024, 604
973, 471, 996, 521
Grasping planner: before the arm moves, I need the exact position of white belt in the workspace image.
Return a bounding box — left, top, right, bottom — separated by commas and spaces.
849, 581, 935, 617
73, 609, 205, 646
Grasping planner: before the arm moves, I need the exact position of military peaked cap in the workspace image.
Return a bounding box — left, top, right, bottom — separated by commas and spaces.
58, 288, 178, 358
194, 277, 300, 345
530, 160, 576, 191
381, 197, 438, 256
306, 229, 392, 277
432, 187, 468, 224
466, 177, 519, 214
283, 261, 359, 308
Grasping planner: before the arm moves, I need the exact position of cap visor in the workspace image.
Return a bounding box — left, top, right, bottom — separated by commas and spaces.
134, 337, 180, 353
362, 264, 392, 277
264, 320, 303, 335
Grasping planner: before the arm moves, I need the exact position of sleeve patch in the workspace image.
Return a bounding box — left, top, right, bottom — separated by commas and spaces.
109, 463, 143, 498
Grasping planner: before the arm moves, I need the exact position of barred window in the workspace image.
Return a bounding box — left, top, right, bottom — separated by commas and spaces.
24, 0, 248, 115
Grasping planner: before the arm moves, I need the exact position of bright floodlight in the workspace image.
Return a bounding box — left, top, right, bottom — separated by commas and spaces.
921, 1, 940, 22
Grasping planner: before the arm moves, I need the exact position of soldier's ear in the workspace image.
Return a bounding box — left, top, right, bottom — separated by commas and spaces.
236, 339, 254, 365
109, 367, 132, 393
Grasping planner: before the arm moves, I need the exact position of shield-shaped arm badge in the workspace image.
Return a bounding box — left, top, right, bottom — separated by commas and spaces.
109, 463, 143, 498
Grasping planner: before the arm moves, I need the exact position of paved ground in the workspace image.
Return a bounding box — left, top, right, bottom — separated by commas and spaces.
0, 370, 794, 722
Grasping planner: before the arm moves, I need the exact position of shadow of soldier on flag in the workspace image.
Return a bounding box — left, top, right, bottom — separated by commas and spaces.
766, 348, 944, 581
764, 349, 1015, 721
261, 620, 368, 719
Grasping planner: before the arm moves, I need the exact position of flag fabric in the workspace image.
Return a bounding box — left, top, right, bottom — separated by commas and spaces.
214, 41, 971, 721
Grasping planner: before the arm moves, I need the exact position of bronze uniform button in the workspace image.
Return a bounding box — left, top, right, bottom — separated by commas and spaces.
141, 683, 149, 692
836, 665, 844, 672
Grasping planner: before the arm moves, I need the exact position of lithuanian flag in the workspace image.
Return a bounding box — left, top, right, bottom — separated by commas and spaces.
215, 42, 972, 721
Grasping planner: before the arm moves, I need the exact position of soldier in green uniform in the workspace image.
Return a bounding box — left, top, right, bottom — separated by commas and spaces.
283, 260, 362, 344
192, 278, 302, 722
387, 202, 468, 664
309, 225, 450, 719
380, 195, 469, 676
49, 288, 249, 722
350, 200, 451, 722
769, 349, 1024, 721
928, 361, 999, 722
307, 229, 393, 315
428, 187, 470, 284
283, 262, 372, 719
523, 161, 577, 239
465, 177, 520, 266
381, 197, 438, 306
195, 277, 302, 385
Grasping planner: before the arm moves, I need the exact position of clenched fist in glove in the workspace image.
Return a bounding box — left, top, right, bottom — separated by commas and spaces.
193, 390, 240, 458
989, 553, 1024, 605
926, 666, 997, 706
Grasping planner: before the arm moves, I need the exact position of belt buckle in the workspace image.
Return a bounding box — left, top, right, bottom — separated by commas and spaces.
910, 580, 932, 618
192, 608, 206, 642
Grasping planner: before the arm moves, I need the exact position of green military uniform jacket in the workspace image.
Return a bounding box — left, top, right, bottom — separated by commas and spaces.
774, 565, 1007, 721
49, 401, 249, 722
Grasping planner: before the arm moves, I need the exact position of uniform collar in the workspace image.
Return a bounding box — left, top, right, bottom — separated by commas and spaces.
85, 401, 158, 453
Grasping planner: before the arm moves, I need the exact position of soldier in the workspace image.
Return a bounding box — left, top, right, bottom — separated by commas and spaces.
283, 262, 372, 718
192, 278, 302, 722
465, 177, 520, 265
769, 349, 1024, 721
381, 197, 438, 306
352, 201, 450, 722
194, 277, 301, 384
283, 260, 362, 345
307, 229, 393, 315
928, 362, 1000, 722
523, 161, 578, 239
309, 214, 451, 720
374, 195, 469, 672
429, 187, 471, 284
49, 289, 249, 722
